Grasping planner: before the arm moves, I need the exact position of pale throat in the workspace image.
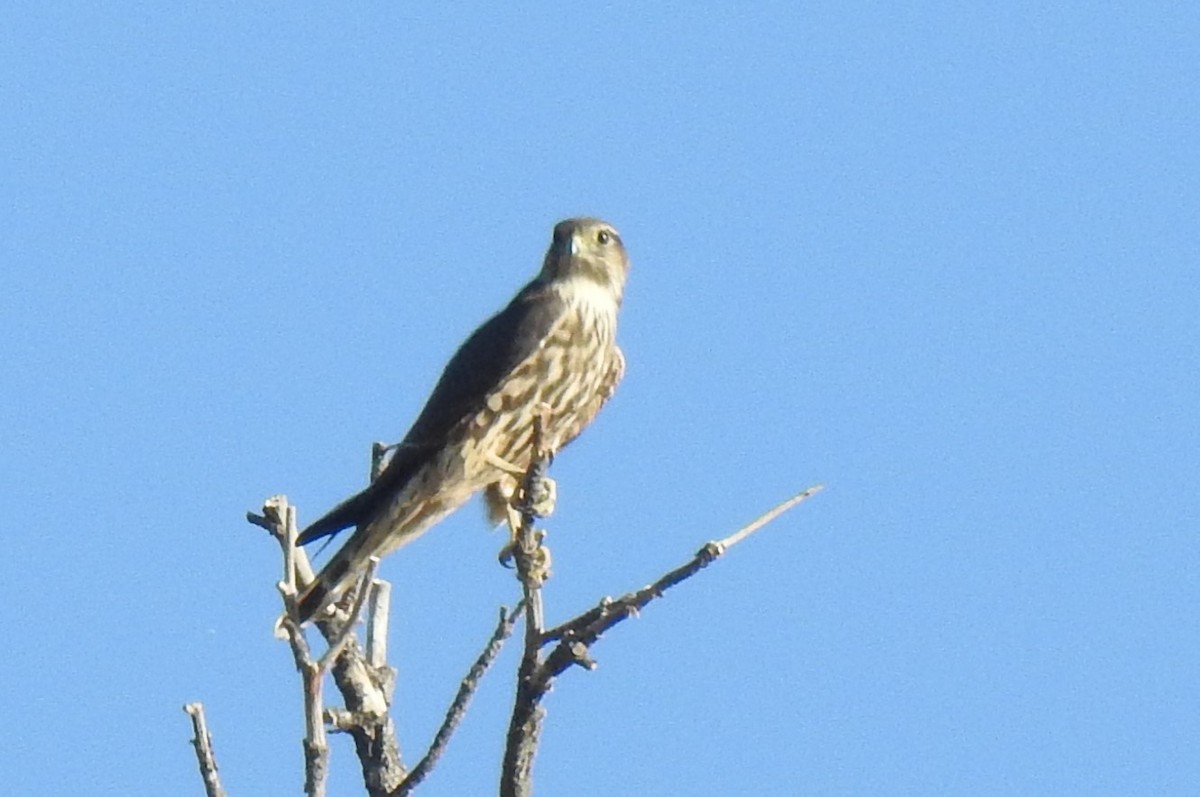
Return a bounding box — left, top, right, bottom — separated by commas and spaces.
553, 271, 622, 318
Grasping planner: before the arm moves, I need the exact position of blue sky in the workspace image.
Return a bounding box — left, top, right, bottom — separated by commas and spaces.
3, 3, 1197, 795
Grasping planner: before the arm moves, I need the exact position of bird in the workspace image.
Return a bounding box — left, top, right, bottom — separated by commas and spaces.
295, 217, 629, 623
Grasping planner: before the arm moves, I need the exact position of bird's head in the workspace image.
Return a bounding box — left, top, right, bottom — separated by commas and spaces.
538, 217, 629, 305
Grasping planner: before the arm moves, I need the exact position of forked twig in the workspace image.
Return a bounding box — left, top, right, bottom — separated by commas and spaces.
249, 496, 402, 797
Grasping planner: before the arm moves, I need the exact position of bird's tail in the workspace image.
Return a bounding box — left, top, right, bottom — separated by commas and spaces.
296, 478, 468, 623
297, 526, 374, 623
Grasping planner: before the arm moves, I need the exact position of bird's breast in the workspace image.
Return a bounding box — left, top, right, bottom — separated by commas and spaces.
460, 301, 617, 478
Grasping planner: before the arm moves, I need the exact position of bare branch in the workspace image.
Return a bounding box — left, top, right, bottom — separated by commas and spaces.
305, 541, 405, 795
268, 501, 331, 797
317, 558, 380, 672
327, 648, 405, 797
539, 484, 824, 677
501, 411, 555, 797
282, 504, 298, 601
247, 496, 406, 796
299, 656, 329, 797
395, 605, 520, 796
514, 408, 554, 636
184, 702, 229, 797
229, 461, 821, 797
712, 484, 825, 551
366, 579, 393, 672
501, 483, 824, 797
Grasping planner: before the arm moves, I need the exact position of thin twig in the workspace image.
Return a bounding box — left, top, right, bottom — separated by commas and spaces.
539, 484, 825, 676
184, 702, 229, 797
515, 409, 553, 636
283, 504, 298, 602
274, 499, 330, 797
541, 485, 825, 643
317, 559, 380, 672
713, 484, 825, 551
395, 605, 520, 797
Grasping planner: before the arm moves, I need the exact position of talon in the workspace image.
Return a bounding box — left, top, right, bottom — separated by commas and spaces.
498, 529, 553, 583
497, 542, 517, 569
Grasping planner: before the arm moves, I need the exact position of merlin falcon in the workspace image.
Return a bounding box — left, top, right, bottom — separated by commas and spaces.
296, 218, 629, 622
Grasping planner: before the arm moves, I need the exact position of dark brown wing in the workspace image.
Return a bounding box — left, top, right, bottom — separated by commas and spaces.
297, 280, 567, 544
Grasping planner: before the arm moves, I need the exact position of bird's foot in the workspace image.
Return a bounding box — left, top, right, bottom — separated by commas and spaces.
526, 534, 552, 587
521, 474, 557, 519
497, 530, 553, 585
495, 472, 555, 581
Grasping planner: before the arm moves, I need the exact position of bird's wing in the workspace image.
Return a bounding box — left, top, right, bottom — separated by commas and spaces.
297, 281, 566, 544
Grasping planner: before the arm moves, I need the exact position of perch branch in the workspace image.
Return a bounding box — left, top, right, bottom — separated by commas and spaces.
501, 482, 824, 797
500, 412, 555, 797
232, 444, 821, 797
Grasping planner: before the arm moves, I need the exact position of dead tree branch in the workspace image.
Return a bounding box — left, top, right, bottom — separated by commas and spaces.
247, 497, 405, 796
500, 482, 825, 797
541, 484, 826, 651
244, 488, 518, 797
326, 579, 405, 797
394, 605, 521, 797
184, 702, 229, 797
189, 433, 819, 797
500, 411, 556, 797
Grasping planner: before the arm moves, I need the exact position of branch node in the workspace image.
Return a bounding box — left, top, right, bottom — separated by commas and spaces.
241, 493, 407, 794
567, 641, 596, 670
697, 541, 724, 564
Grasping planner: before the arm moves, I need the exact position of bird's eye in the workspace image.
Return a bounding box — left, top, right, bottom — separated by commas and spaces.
596, 229, 612, 245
